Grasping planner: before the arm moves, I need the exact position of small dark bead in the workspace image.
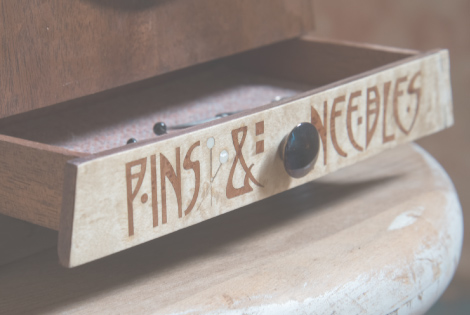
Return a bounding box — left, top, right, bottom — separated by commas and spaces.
153, 122, 167, 135
127, 138, 137, 145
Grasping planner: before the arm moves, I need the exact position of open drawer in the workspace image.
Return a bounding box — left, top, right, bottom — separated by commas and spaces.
0, 36, 453, 267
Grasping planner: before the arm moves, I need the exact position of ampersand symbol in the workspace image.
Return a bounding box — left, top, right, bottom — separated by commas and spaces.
226, 126, 263, 199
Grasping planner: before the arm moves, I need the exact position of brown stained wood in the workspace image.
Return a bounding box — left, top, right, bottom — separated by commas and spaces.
57, 164, 78, 268
0, 135, 83, 230
231, 35, 419, 86
59, 49, 453, 267
0, 0, 315, 119
0, 144, 462, 314
0, 38, 417, 155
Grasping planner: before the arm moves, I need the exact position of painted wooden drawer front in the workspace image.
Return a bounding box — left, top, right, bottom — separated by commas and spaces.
59, 50, 452, 267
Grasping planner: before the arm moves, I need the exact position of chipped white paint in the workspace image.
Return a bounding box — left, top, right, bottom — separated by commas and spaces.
201, 192, 462, 315
388, 206, 424, 231
158, 145, 463, 315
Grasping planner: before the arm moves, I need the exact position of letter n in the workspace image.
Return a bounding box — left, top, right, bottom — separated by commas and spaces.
160, 148, 182, 222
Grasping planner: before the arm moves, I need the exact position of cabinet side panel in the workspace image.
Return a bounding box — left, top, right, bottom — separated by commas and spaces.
0, 0, 315, 118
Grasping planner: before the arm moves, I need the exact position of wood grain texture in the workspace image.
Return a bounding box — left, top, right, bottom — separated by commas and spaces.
0, 144, 462, 314
0, 135, 83, 230
0, 37, 416, 155
59, 49, 453, 267
0, 0, 314, 119
232, 35, 418, 86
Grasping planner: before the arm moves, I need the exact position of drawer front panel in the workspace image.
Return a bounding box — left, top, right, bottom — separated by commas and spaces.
60, 50, 452, 267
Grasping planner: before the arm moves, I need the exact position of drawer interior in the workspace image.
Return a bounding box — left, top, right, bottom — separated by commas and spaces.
0, 36, 416, 155
0, 66, 311, 154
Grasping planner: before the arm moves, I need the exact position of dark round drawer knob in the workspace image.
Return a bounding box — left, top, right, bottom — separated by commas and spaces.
280, 122, 320, 178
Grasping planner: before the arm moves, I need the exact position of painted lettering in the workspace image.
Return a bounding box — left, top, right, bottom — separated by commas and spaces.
311, 102, 328, 165
366, 86, 380, 148
150, 154, 158, 227
405, 71, 422, 134
393, 76, 409, 135
226, 126, 263, 199
382, 81, 395, 143
394, 71, 422, 135
125, 158, 147, 236
346, 90, 363, 151
183, 141, 201, 216
123, 70, 424, 237
330, 95, 348, 157
160, 148, 182, 222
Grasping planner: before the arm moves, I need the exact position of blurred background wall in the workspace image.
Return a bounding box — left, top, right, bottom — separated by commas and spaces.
313, 0, 469, 312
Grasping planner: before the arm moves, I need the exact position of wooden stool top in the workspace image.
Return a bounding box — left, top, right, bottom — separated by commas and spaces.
0, 143, 462, 314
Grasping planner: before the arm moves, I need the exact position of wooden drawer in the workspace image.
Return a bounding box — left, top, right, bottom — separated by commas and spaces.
0, 36, 453, 267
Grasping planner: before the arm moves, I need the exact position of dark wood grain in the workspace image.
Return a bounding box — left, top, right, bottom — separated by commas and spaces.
232, 35, 418, 86
0, 0, 314, 119
0, 135, 83, 230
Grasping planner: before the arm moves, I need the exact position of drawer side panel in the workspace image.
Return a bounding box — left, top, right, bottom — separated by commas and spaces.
0, 136, 82, 230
